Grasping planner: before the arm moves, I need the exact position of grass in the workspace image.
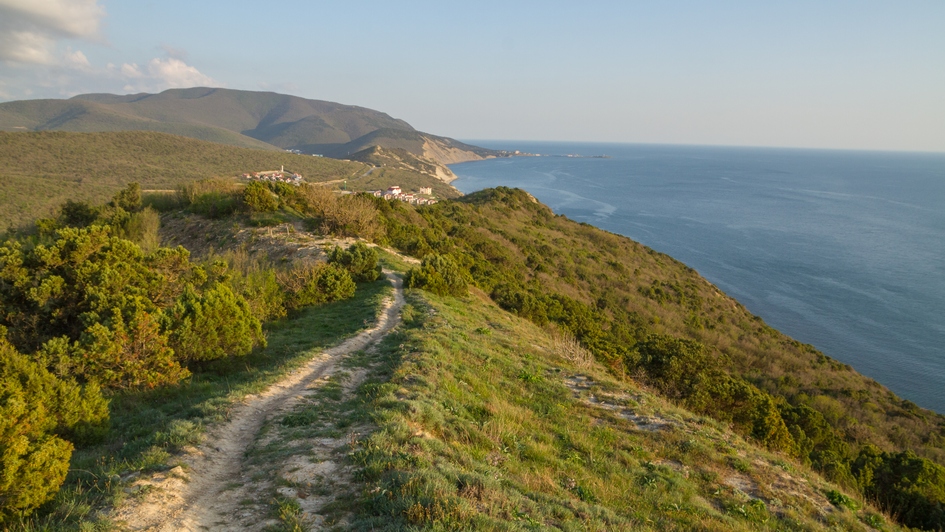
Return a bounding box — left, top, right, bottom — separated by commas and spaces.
0, 131, 370, 229
11, 279, 392, 531
325, 287, 893, 531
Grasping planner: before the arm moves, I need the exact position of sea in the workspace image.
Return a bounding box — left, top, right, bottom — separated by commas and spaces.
450, 142, 945, 414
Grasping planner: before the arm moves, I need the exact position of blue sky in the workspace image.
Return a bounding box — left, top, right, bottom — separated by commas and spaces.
1, 1, 943, 151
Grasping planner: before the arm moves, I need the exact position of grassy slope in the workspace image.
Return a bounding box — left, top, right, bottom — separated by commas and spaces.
0, 131, 375, 228
319, 287, 890, 530
381, 189, 945, 467
0, 98, 279, 150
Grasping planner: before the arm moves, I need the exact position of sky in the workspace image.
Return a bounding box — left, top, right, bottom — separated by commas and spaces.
1, 0, 943, 152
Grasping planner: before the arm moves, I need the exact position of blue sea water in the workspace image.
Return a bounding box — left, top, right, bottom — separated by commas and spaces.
450, 142, 945, 413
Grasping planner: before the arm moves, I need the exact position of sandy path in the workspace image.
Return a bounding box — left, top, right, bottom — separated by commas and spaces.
115, 271, 404, 531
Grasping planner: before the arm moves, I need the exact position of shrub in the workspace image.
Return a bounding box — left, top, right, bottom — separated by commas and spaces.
0, 338, 109, 522
178, 179, 241, 218
279, 262, 356, 309
167, 283, 265, 362
42, 306, 190, 389
116, 206, 161, 252
59, 200, 98, 227
243, 181, 279, 212
110, 182, 142, 212
852, 447, 945, 530
229, 268, 286, 322
328, 242, 382, 282
405, 254, 467, 297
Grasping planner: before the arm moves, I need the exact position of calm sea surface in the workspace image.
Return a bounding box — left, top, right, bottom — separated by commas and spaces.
451, 142, 945, 413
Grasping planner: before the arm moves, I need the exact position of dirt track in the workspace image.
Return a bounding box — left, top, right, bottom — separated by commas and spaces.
114, 272, 404, 531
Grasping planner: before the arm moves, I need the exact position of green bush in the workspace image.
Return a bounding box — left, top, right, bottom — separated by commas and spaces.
116, 206, 161, 252
279, 262, 356, 309
167, 283, 265, 362
229, 268, 286, 322
110, 182, 142, 213
243, 181, 279, 212
405, 254, 467, 297
190, 192, 239, 218
58, 200, 98, 227
42, 306, 190, 389
853, 446, 945, 530
0, 338, 109, 522
328, 242, 382, 282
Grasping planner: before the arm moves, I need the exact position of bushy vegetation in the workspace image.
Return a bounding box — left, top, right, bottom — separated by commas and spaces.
405, 253, 468, 297
0, 131, 372, 229
328, 242, 382, 282
0, 184, 368, 521
360, 186, 945, 530
0, 336, 109, 522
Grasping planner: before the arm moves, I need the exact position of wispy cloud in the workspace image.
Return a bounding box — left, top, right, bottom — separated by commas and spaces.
113, 56, 218, 92
0, 0, 105, 65
0, 0, 220, 101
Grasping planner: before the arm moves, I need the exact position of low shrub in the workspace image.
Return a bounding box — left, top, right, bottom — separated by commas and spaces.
405, 254, 467, 297
0, 338, 109, 522
167, 283, 265, 362
279, 262, 356, 310
243, 181, 278, 212
328, 242, 382, 282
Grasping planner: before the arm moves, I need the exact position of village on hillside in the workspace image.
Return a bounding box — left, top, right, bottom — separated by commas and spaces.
369, 185, 437, 205
242, 165, 303, 185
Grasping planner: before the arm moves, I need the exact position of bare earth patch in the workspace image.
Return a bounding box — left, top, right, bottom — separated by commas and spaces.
563, 373, 673, 431
113, 272, 404, 531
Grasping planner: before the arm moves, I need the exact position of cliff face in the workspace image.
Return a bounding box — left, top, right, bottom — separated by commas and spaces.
422, 136, 491, 165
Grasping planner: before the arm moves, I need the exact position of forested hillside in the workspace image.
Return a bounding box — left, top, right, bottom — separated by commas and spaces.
0, 88, 497, 166
0, 131, 458, 230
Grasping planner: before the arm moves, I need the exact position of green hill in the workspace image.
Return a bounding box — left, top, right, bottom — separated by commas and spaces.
0, 131, 378, 229
1, 164, 943, 529
0, 88, 498, 165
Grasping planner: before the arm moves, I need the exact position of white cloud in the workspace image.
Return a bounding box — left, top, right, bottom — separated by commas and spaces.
0, 0, 105, 65
0, 1, 220, 101
63, 46, 90, 70
146, 57, 215, 89
111, 56, 218, 93
120, 62, 143, 79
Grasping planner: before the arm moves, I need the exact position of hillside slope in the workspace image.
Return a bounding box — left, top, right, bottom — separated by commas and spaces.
0, 88, 497, 166
335, 284, 890, 530
0, 131, 459, 229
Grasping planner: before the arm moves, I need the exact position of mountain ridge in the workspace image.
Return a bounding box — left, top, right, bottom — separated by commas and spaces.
0, 87, 497, 170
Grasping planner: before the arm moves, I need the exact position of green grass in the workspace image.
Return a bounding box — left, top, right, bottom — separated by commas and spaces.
329, 288, 891, 531
0, 130, 371, 229
11, 279, 392, 531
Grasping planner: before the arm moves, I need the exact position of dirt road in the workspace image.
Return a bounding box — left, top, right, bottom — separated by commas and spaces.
114, 272, 405, 531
